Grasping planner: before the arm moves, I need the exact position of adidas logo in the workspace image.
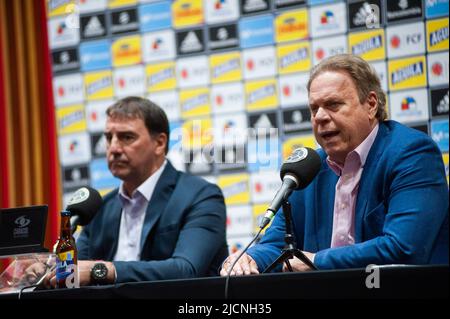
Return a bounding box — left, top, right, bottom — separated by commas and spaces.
94, 135, 107, 155
437, 91, 449, 114
254, 114, 273, 129
353, 2, 372, 26
84, 16, 104, 37
180, 31, 202, 53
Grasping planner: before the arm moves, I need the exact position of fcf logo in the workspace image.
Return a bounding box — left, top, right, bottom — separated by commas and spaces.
365, 264, 380, 288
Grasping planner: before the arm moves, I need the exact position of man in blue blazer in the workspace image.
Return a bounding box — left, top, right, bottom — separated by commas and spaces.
71, 97, 227, 285
221, 54, 448, 275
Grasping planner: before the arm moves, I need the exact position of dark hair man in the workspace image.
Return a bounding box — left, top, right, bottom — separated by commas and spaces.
50, 97, 228, 286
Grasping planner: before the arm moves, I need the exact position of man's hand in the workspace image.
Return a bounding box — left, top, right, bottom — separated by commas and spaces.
220, 250, 259, 276
45, 260, 116, 288
282, 252, 315, 272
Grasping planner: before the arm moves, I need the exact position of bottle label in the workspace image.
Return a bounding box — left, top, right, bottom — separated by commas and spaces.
56, 250, 79, 288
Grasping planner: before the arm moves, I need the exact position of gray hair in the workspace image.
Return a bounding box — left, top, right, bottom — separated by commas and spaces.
307, 54, 387, 121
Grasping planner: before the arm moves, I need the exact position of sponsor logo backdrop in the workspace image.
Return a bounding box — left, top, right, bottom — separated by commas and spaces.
47, 0, 449, 248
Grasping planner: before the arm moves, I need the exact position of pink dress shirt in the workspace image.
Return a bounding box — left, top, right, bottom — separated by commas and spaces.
327, 124, 379, 248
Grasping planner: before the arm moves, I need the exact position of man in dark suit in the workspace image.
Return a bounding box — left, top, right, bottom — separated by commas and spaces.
221, 54, 448, 276
66, 96, 227, 285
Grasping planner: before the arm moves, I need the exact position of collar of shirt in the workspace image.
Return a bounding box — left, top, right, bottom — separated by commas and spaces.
326, 123, 379, 176
118, 159, 168, 205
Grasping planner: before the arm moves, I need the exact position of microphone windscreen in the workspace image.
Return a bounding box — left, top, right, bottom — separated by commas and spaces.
66, 187, 103, 226
280, 147, 321, 189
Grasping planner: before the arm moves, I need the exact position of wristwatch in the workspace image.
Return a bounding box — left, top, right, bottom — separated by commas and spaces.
90, 262, 108, 285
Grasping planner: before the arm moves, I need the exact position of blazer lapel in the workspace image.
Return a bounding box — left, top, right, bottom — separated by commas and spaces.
140, 161, 179, 252
314, 168, 338, 250
103, 193, 123, 260
354, 122, 389, 242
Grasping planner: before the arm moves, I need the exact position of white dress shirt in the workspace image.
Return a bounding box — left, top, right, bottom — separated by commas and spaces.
113, 160, 167, 261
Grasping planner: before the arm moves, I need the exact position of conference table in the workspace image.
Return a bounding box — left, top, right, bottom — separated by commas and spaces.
0, 265, 447, 299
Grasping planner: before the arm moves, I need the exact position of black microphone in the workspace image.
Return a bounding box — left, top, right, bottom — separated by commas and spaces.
66, 187, 103, 234
259, 147, 321, 229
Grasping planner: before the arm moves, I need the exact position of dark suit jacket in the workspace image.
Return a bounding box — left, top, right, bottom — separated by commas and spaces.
77, 161, 228, 283
248, 121, 449, 270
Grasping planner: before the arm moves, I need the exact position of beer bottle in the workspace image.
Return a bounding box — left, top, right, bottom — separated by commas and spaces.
55, 210, 79, 288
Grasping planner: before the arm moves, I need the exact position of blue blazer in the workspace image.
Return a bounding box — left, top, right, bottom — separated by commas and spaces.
248, 121, 449, 270
77, 161, 228, 283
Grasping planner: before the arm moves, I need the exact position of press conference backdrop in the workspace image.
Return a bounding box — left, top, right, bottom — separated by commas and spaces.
46, 0, 449, 254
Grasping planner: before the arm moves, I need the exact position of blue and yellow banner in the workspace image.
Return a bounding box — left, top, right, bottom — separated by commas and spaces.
427, 18, 449, 52
349, 29, 385, 61
84, 70, 113, 100
210, 51, 242, 84
245, 79, 278, 111
146, 62, 176, 93
57, 104, 86, 135
388, 56, 427, 91
277, 41, 311, 74
180, 87, 211, 119
218, 174, 250, 206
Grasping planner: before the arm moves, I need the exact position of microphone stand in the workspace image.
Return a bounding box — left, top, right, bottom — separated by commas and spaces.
263, 200, 317, 273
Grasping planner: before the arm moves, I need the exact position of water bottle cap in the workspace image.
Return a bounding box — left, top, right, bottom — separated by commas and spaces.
61, 210, 71, 216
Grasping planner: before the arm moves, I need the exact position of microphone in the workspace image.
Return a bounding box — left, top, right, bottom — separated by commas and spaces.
259, 147, 321, 229
66, 187, 103, 234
